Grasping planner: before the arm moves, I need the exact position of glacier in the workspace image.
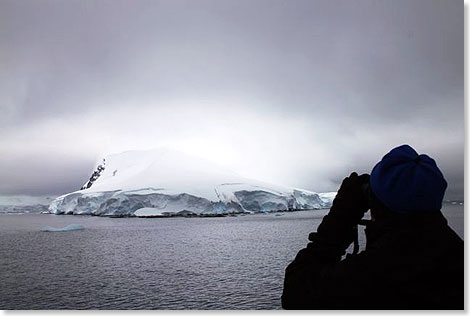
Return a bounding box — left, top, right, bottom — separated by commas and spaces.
49, 148, 336, 217
0, 195, 55, 214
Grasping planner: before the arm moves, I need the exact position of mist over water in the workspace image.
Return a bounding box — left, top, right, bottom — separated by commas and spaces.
0, 204, 463, 309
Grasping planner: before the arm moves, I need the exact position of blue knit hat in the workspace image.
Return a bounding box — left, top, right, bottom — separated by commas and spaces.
370, 144, 447, 213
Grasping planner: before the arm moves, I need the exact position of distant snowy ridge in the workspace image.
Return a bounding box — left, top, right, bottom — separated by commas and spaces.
49, 148, 336, 217
0, 195, 55, 214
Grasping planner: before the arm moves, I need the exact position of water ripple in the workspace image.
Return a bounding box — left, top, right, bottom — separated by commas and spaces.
0, 206, 463, 309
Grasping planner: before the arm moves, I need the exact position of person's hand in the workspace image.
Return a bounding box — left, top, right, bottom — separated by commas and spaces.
306, 172, 370, 257
328, 172, 370, 226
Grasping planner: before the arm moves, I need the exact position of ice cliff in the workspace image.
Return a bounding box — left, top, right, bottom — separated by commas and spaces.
49, 148, 335, 216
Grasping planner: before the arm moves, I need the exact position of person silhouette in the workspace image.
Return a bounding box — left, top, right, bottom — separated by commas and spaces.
282, 144, 463, 309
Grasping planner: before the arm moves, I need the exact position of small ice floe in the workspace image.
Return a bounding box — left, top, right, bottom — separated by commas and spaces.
40, 224, 85, 232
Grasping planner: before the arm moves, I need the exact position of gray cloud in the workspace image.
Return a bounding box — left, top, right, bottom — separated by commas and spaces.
0, 0, 463, 200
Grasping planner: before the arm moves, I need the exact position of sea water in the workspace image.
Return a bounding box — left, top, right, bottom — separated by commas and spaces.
0, 204, 463, 309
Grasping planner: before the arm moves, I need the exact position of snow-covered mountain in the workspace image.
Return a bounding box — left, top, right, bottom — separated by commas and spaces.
49, 148, 336, 216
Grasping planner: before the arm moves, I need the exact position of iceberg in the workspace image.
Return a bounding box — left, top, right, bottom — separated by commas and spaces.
40, 224, 85, 232
49, 148, 336, 216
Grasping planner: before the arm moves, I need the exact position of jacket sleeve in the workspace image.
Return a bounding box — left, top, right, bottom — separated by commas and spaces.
281, 210, 374, 309
281, 213, 347, 308
281, 233, 373, 309
281, 173, 372, 309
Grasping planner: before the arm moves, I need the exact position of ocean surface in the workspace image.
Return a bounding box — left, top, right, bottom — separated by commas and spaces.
0, 204, 464, 310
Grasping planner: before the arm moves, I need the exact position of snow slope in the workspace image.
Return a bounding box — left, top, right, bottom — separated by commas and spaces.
49, 148, 335, 216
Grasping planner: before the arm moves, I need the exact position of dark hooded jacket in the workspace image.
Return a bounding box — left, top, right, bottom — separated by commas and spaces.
281, 209, 463, 310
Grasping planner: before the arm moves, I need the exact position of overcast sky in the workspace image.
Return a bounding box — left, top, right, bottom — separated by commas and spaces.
0, 0, 463, 199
